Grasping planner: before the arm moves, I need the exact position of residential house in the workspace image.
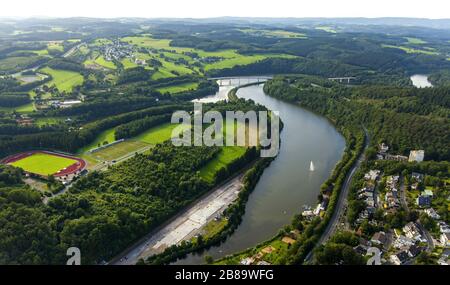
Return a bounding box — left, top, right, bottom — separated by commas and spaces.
440, 232, 450, 247
403, 222, 424, 242
390, 251, 409, 265
416, 195, 432, 207
240, 257, 255, 265
409, 150, 425, 162
364, 170, 381, 181
411, 172, 424, 182
393, 235, 415, 249
424, 208, 440, 220
371, 232, 387, 247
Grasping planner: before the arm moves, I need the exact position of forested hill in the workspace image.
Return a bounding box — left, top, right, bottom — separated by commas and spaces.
264, 76, 450, 161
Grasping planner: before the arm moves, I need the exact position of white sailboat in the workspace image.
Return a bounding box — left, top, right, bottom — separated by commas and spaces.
309, 161, 315, 171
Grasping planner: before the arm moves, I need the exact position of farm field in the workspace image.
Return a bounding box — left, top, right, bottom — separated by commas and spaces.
156, 82, 199, 94
239, 28, 307, 38
40, 67, 84, 92
381, 44, 439, 55
34, 117, 64, 127
404, 37, 427, 44
0, 56, 44, 73
121, 58, 138, 69
94, 56, 117, 69
315, 26, 338, 33
0, 102, 35, 113
122, 35, 295, 73
9, 152, 78, 176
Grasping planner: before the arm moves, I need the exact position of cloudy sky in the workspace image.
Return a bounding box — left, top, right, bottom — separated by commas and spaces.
1, 0, 449, 19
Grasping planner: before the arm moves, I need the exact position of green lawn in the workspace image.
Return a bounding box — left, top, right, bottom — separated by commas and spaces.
47, 42, 64, 52
404, 37, 427, 44
199, 146, 247, 182
135, 123, 190, 145
0, 102, 35, 113
40, 67, 84, 92
35, 117, 64, 127
121, 58, 138, 69
94, 56, 117, 70
156, 82, 199, 94
10, 153, 77, 176
315, 26, 337, 33
88, 140, 149, 161
78, 128, 116, 154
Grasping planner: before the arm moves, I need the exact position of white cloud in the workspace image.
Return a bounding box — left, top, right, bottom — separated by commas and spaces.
1, 0, 449, 19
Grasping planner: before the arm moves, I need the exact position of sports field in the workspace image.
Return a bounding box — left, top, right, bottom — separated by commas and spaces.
9, 152, 78, 176
88, 140, 149, 161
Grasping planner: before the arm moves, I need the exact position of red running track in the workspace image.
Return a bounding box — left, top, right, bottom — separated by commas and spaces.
1, 150, 86, 177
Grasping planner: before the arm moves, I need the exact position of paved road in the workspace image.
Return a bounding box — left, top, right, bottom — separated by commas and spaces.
305, 128, 369, 263
110, 173, 245, 265
399, 178, 409, 212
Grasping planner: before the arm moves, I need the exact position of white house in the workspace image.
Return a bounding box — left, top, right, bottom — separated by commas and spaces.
409, 150, 425, 162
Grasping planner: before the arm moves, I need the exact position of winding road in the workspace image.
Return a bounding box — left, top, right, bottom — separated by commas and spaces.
305, 128, 369, 263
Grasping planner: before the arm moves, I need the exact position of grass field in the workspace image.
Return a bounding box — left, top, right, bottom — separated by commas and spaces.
40, 67, 84, 92
381, 44, 439, 55
78, 128, 116, 154
0, 102, 35, 113
35, 117, 64, 127
88, 140, 149, 161
315, 26, 338, 33
156, 82, 199, 94
94, 56, 117, 70
199, 146, 247, 182
121, 58, 138, 69
240, 28, 307, 38
135, 123, 190, 145
9, 153, 77, 176
404, 37, 427, 44
123, 35, 295, 74
47, 42, 64, 52
0, 56, 43, 73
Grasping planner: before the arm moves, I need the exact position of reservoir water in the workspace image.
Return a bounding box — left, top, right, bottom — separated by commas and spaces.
410, 74, 433, 88
176, 78, 346, 264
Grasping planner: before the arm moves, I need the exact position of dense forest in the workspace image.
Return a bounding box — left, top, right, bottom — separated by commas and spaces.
264, 76, 450, 160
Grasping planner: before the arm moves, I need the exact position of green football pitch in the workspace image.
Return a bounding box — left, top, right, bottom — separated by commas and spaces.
10, 153, 78, 176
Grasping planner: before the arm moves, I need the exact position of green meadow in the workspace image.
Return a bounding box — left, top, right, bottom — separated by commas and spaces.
156, 82, 199, 94
40, 67, 84, 92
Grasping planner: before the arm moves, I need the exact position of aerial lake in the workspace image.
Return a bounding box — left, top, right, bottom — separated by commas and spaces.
175, 78, 346, 264
410, 74, 433, 88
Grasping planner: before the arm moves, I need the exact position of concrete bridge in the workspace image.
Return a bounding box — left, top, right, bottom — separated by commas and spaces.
208, 76, 273, 86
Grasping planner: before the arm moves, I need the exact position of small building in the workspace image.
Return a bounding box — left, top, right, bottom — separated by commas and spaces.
390, 251, 410, 265
440, 232, 450, 247
379, 143, 389, 153
281, 236, 296, 245
403, 222, 424, 241
364, 170, 381, 181
240, 257, 255, 265
416, 195, 432, 207
411, 172, 424, 182
409, 150, 425, 162
256, 260, 271, 265
424, 208, 440, 220
371, 231, 387, 246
